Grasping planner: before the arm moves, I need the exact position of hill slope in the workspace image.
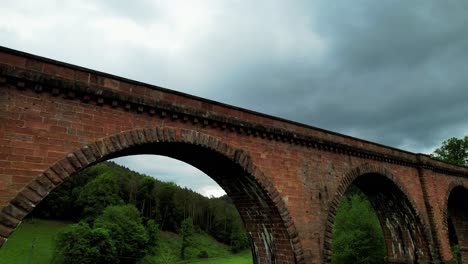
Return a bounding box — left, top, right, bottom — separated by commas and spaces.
0, 219, 69, 264
0, 219, 252, 264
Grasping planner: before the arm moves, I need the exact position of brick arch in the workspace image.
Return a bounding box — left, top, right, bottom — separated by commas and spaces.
0, 126, 305, 264
443, 180, 468, 263
323, 163, 432, 263
442, 179, 468, 226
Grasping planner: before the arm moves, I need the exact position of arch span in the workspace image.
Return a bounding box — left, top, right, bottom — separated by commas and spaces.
323, 163, 433, 263
0, 127, 305, 264
445, 181, 468, 263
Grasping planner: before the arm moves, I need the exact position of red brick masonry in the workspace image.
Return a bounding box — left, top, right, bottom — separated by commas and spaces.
0, 47, 467, 263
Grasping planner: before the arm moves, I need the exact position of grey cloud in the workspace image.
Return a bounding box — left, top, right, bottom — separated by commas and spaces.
179, 0, 468, 153
93, 0, 160, 23
314, 1, 468, 70
306, 0, 468, 150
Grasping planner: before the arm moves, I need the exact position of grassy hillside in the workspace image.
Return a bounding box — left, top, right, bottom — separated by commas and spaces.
140, 229, 252, 264
0, 219, 252, 264
179, 253, 253, 264
0, 219, 69, 264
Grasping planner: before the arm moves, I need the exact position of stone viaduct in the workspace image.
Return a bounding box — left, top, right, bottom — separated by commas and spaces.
0, 46, 467, 263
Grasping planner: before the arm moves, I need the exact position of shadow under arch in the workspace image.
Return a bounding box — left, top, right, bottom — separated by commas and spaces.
0, 126, 305, 264
444, 181, 468, 263
323, 163, 433, 263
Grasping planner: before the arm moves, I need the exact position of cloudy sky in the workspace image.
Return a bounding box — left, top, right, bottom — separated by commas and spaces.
2, 1, 467, 197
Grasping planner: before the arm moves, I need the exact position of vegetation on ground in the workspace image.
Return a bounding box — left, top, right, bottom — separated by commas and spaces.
13, 161, 250, 263
177, 251, 253, 264
331, 189, 385, 264
0, 219, 252, 264
53, 221, 117, 264
141, 230, 251, 264
0, 219, 68, 264
33, 161, 250, 252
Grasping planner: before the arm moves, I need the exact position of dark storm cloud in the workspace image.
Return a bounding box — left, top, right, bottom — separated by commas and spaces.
300, 0, 468, 150
182, 0, 468, 152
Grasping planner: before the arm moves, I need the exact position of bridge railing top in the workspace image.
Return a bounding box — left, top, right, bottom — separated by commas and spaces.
0, 46, 467, 176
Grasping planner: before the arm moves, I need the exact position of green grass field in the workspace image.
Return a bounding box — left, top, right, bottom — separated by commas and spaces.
140, 230, 252, 264
0, 219, 252, 264
0, 219, 69, 264
180, 252, 253, 264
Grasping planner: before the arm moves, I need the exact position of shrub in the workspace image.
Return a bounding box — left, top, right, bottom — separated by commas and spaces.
146, 219, 160, 254
52, 222, 117, 264
197, 250, 209, 258
95, 205, 149, 264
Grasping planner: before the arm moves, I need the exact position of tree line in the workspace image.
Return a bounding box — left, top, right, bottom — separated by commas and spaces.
31, 161, 249, 263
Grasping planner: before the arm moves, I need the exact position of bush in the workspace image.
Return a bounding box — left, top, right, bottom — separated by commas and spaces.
180, 218, 194, 259
52, 222, 117, 264
230, 219, 250, 253
452, 244, 462, 263
95, 205, 149, 264
331, 194, 385, 264
78, 173, 124, 222
146, 219, 160, 254
197, 250, 209, 258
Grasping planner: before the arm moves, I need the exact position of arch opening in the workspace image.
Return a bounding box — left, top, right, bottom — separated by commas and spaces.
447, 186, 468, 263
0, 129, 302, 264
329, 172, 431, 264
110, 142, 293, 264
330, 184, 386, 264
25, 156, 252, 263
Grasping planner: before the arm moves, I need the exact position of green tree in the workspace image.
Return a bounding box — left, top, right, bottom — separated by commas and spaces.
78, 173, 124, 221
137, 176, 157, 219
432, 135, 468, 166
230, 218, 249, 253
332, 194, 385, 264
451, 244, 462, 263
95, 205, 149, 264
33, 164, 97, 220
52, 222, 117, 264
180, 218, 194, 259
157, 182, 178, 232
146, 219, 160, 254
